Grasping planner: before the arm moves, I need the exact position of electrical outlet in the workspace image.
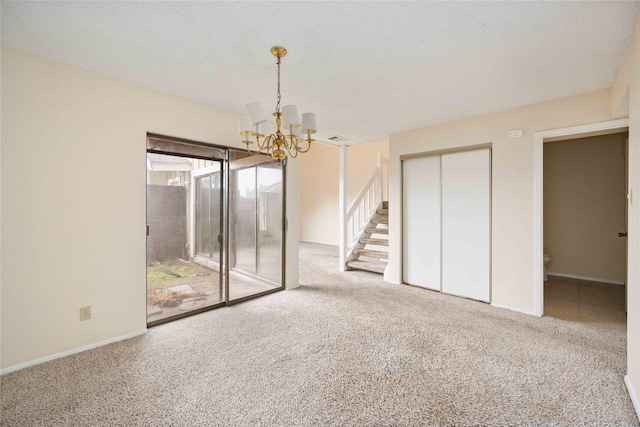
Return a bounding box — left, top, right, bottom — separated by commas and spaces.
79, 305, 91, 321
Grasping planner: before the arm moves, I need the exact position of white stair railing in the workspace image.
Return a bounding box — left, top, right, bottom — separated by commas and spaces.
341, 153, 388, 268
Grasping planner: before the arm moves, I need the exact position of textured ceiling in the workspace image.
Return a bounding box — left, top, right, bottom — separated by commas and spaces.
2, 1, 638, 145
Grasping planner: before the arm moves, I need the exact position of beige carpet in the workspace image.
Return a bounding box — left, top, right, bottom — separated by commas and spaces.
1, 242, 637, 426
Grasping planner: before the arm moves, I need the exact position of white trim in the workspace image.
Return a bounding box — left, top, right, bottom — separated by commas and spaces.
533, 131, 544, 317
491, 302, 538, 317
534, 119, 629, 141
338, 145, 347, 271
533, 118, 630, 317
547, 272, 625, 285
383, 262, 395, 283
625, 375, 640, 423
0, 330, 147, 375
376, 153, 383, 203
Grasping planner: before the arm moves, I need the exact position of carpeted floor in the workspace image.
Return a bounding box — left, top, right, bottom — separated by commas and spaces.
1, 242, 637, 426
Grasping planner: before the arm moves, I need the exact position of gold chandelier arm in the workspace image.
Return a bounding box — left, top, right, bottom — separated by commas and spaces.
256, 134, 271, 151
287, 148, 299, 159
296, 138, 313, 154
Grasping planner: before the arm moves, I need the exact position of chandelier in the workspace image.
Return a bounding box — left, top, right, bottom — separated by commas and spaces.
239, 46, 317, 160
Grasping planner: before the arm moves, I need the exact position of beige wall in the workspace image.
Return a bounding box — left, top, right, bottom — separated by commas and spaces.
543, 133, 628, 284
299, 143, 340, 245
389, 89, 616, 314
299, 140, 389, 246
0, 46, 301, 371
346, 140, 390, 203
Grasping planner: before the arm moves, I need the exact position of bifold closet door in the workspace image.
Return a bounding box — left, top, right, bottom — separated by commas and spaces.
441, 149, 490, 302
403, 155, 441, 290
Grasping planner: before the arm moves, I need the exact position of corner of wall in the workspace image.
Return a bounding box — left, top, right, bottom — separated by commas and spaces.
613, 37, 634, 117
625, 375, 640, 423
286, 156, 300, 289
386, 144, 403, 285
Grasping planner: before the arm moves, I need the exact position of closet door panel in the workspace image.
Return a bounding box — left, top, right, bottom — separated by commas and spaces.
403, 156, 441, 290
441, 149, 490, 301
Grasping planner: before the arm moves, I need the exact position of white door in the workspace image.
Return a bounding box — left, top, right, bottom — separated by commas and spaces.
402, 155, 441, 290
441, 149, 491, 302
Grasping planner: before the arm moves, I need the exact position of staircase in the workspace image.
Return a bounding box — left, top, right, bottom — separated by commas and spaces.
346, 201, 388, 274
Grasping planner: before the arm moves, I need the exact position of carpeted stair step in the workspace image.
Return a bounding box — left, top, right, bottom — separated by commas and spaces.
353, 248, 388, 259
346, 259, 386, 274
365, 226, 388, 234
376, 207, 388, 215
371, 217, 388, 225
359, 237, 388, 246
382, 201, 388, 209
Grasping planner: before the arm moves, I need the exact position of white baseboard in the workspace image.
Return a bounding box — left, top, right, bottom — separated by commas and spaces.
1, 329, 147, 375
491, 302, 539, 317
547, 272, 625, 285
625, 375, 640, 422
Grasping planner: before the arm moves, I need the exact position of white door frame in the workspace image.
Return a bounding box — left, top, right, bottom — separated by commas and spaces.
533, 118, 630, 316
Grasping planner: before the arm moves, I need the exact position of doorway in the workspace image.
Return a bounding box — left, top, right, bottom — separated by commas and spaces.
146, 135, 285, 326
542, 132, 628, 329
533, 119, 630, 320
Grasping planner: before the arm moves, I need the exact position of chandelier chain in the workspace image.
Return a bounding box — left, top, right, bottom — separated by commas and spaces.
276, 56, 282, 115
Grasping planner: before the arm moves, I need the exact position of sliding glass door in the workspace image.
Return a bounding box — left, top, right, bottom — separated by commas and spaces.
146, 137, 285, 326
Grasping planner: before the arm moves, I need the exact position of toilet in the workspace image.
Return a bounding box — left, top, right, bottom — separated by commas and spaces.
543, 254, 552, 281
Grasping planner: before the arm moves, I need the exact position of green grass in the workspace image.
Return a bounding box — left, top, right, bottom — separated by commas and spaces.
146, 261, 203, 287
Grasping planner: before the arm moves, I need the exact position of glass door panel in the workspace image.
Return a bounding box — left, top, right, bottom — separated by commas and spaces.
196, 175, 212, 256
256, 164, 283, 284
146, 153, 223, 325
196, 171, 222, 263
228, 155, 284, 301
194, 167, 223, 304
233, 167, 257, 273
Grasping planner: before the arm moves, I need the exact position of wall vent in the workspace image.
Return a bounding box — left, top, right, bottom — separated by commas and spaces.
327, 135, 348, 142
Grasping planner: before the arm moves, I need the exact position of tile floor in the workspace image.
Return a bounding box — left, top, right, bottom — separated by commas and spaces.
544, 275, 626, 330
